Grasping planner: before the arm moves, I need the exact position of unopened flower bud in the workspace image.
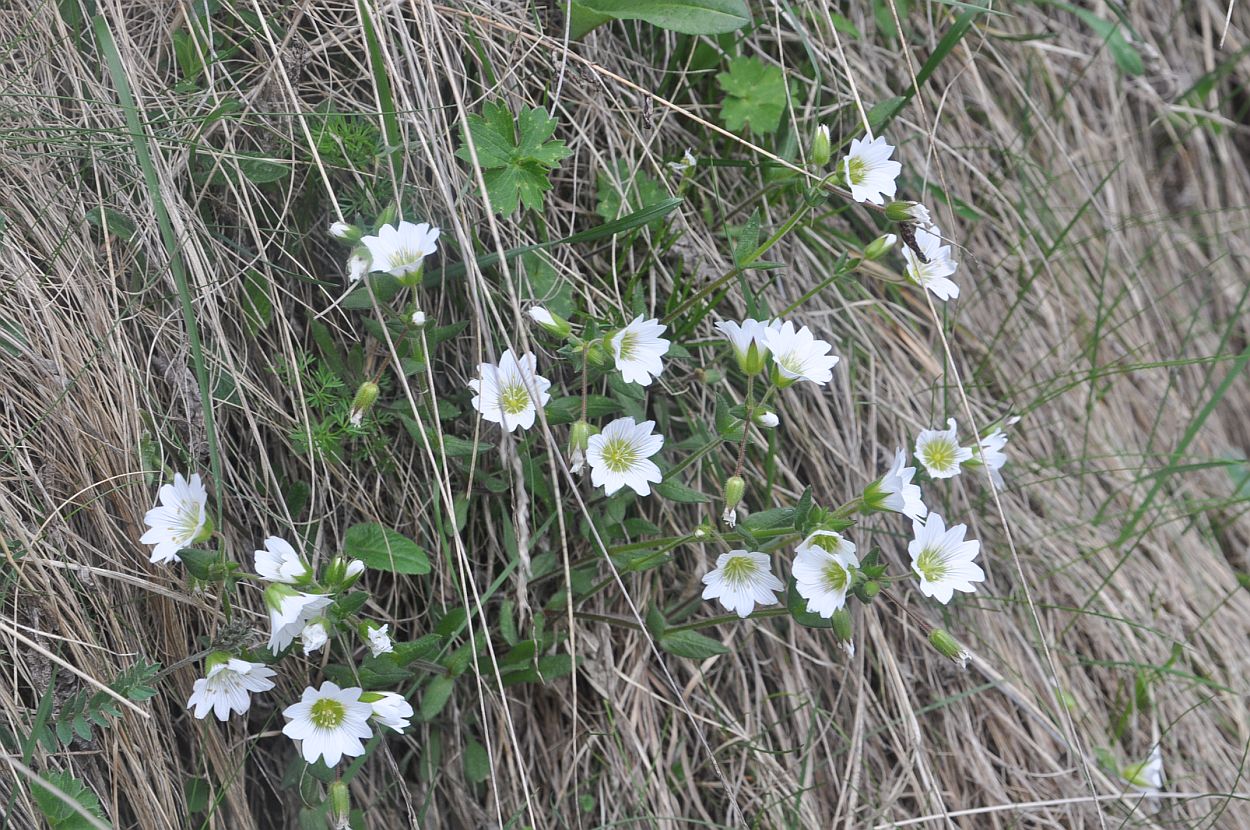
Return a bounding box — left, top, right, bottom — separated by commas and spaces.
329, 221, 362, 243
860, 580, 880, 600
885, 200, 931, 225
862, 234, 897, 261
328, 780, 352, 829
692, 523, 713, 541
699, 367, 725, 385
928, 628, 969, 669
325, 556, 365, 590
301, 620, 328, 655
754, 411, 779, 429
811, 124, 831, 167
528, 306, 571, 338
568, 420, 595, 475
347, 248, 371, 282
348, 381, 380, 427
831, 607, 853, 644
586, 341, 611, 368
722, 475, 745, 527
410, 309, 427, 328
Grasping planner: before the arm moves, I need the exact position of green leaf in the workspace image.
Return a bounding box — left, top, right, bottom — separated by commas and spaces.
455, 103, 572, 215
420, 675, 455, 721
786, 577, 833, 629
573, 0, 750, 34
660, 628, 730, 659
32, 771, 109, 830
732, 209, 761, 266
596, 160, 668, 228
654, 478, 709, 504
342, 523, 431, 575
717, 57, 791, 135
741, 507, 796, 533
463, 739, 491, 784
235, 152, 289, 184
84, 207, 135, 242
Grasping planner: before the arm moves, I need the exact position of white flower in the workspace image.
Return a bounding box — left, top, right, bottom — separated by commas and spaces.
282, 682, 374, 767
529, 307, 555, 327
763, 321, 840, 386
301, 621, 329, 655
610, 316, 670, 386
842, 134, 902, 205
792, 531, 859, 618
265, 585, 333, 654
701, 550, 784, 618
360, 220, 440, 279
756, 411, 779, 428
186, 656, 276, 721
908, 514, 984, 604
667, 148, 697, 174
974, 428, 1009, 490
468, 348, 552, 432
347, 253, 370, 282
1124, 745, 1164, 795
368, 692, 413, 733
367, 624, 393, 657
140, 472, 210, 564
345, 559, 366, 580
906, 203, 932, 225
721, 507, 737, 528
903, 225, 959, 301
915, 418, 973, 479
877, 449, 927, 520
586, 417, 664, 496
255, 536, 310, 584
411, 309, 426, 327
328, 221, 353, 239
714, 318, 780, 374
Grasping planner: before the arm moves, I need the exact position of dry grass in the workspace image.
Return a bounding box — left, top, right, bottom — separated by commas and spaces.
2, 0, 1250, 827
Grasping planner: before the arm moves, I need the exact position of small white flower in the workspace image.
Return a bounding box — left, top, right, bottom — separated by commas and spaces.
915, 418, 973, 479
906, 203, 932, 226
701, 550, 784, 618
347, 253, 370, 282
360, 221, 440, 279
367, 624, 393, 657
763, 321, 840, 386
528, 307, 556, 327
368, 691, 413, 733
186, 656, 276, 721
908, 513, 985, 604
714, 318, 780, 374
842, 134, 902, 205
411, 309, 427, 327
667, 148, 697, 174
610, 316, 670, 386
301, 621, 329, 655
255, 536, 310, 584
975, 428, 1009, 490
344, 559, 366, 580
903, 225, 959, 301
756, 411, 779, 428
569, 447, 586, 475
328, 221, 353, 239
792, 531, 859, 618
721, 507, 737, 528
282, 682, 374, 767
140, 472, 210, 564
468, 348, 552, 432
586, 417, 664, 496
1124, 745, 1164, 795
265, 585, 333, 654
878, 449, 927, 520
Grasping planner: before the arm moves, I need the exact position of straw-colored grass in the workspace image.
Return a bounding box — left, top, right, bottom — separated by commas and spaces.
2, 1, 1249, 827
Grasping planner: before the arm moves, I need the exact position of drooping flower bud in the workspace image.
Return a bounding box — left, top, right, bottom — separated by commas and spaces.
410, 309, 427, 328
862, 234, 897, 261
885, 200, 932, 225
347, 248, 371, 282
328, 780, 352, 830
348, 381, 380, 427
329, 221, 362, 243
721, 475, 745, 528
831, 607, 854, 657
568, 419, 595, 475
528, 306, 571, 338
811, 124, 832, 167
928, 628, 969, 669
754, 411, 779, 428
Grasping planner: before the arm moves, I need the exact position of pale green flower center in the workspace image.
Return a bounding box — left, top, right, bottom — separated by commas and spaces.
915, 547, 948, 583
777, 351, 803, 373
499, 382, 531, 415
600, 437, 639, 473
173, 503, 204, 543
921, 438, 958, 472
388, 246, 424, 269
722, 555, 760, 585
310, 698, 347, 729
846, 156, 867, 185
616, 331, 638, 360
810, 534, 844, 554
821, 560, 849, 592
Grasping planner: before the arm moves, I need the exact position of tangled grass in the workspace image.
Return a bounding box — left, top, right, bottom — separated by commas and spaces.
2, 0, 1250, 827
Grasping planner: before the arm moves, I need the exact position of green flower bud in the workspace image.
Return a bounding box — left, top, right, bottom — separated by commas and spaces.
329, 221, 362, 243
928, 628, 969, 669
527, 306, 572, 338
586, 341, 611, 368
811, 124, 831, 167
831, 607, 853, 643
328, 780, 352, 829
860, 580, 880, 600
885, 200, 932, 225
325, 556, 366, 590
862, 234, 897, 261
348, 381, 380, 427
700, 367, 725, 385
722, 475, 746, 527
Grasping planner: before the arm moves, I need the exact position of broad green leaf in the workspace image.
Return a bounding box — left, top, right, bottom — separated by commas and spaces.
84, 207, 135, 241
342, 523, 430, 575
717, 56, 791, 134
420, 675, 455, 721
32, 771, 109, 830
464, 740, 491, 784
596, 160, 668, 229
455, 102, 572, 215
786, 577, 833, 629
574, 0, 749, 35
660, 629, 730, 659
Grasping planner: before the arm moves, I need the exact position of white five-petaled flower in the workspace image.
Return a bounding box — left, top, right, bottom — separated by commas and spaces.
667, 148, 697, 174
360, 221, 440, 279
974, 428, 1009, 490
265, 584, 333, 654
468, 349, 552, 432
301, 621, 329, 655
255, 536, 310, 584
586, 417, 664, 496
915, 418, 973, 479
141, 472, 211, 564
902, 225, 959, 301
610, 316, 670, 386
1124, 745, 1164, 796
701, 550, 784, 619
714, 317, 780, 375
876, 449, 928, 520
908, 513, 985, 604
186, 655, 276, 721
282, 682, 374, 767
367, 624, 394, 657
368, 692, 413, 733
792, 531, 860, 619
842, 134, 902, 205
763, 321, 840, 386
